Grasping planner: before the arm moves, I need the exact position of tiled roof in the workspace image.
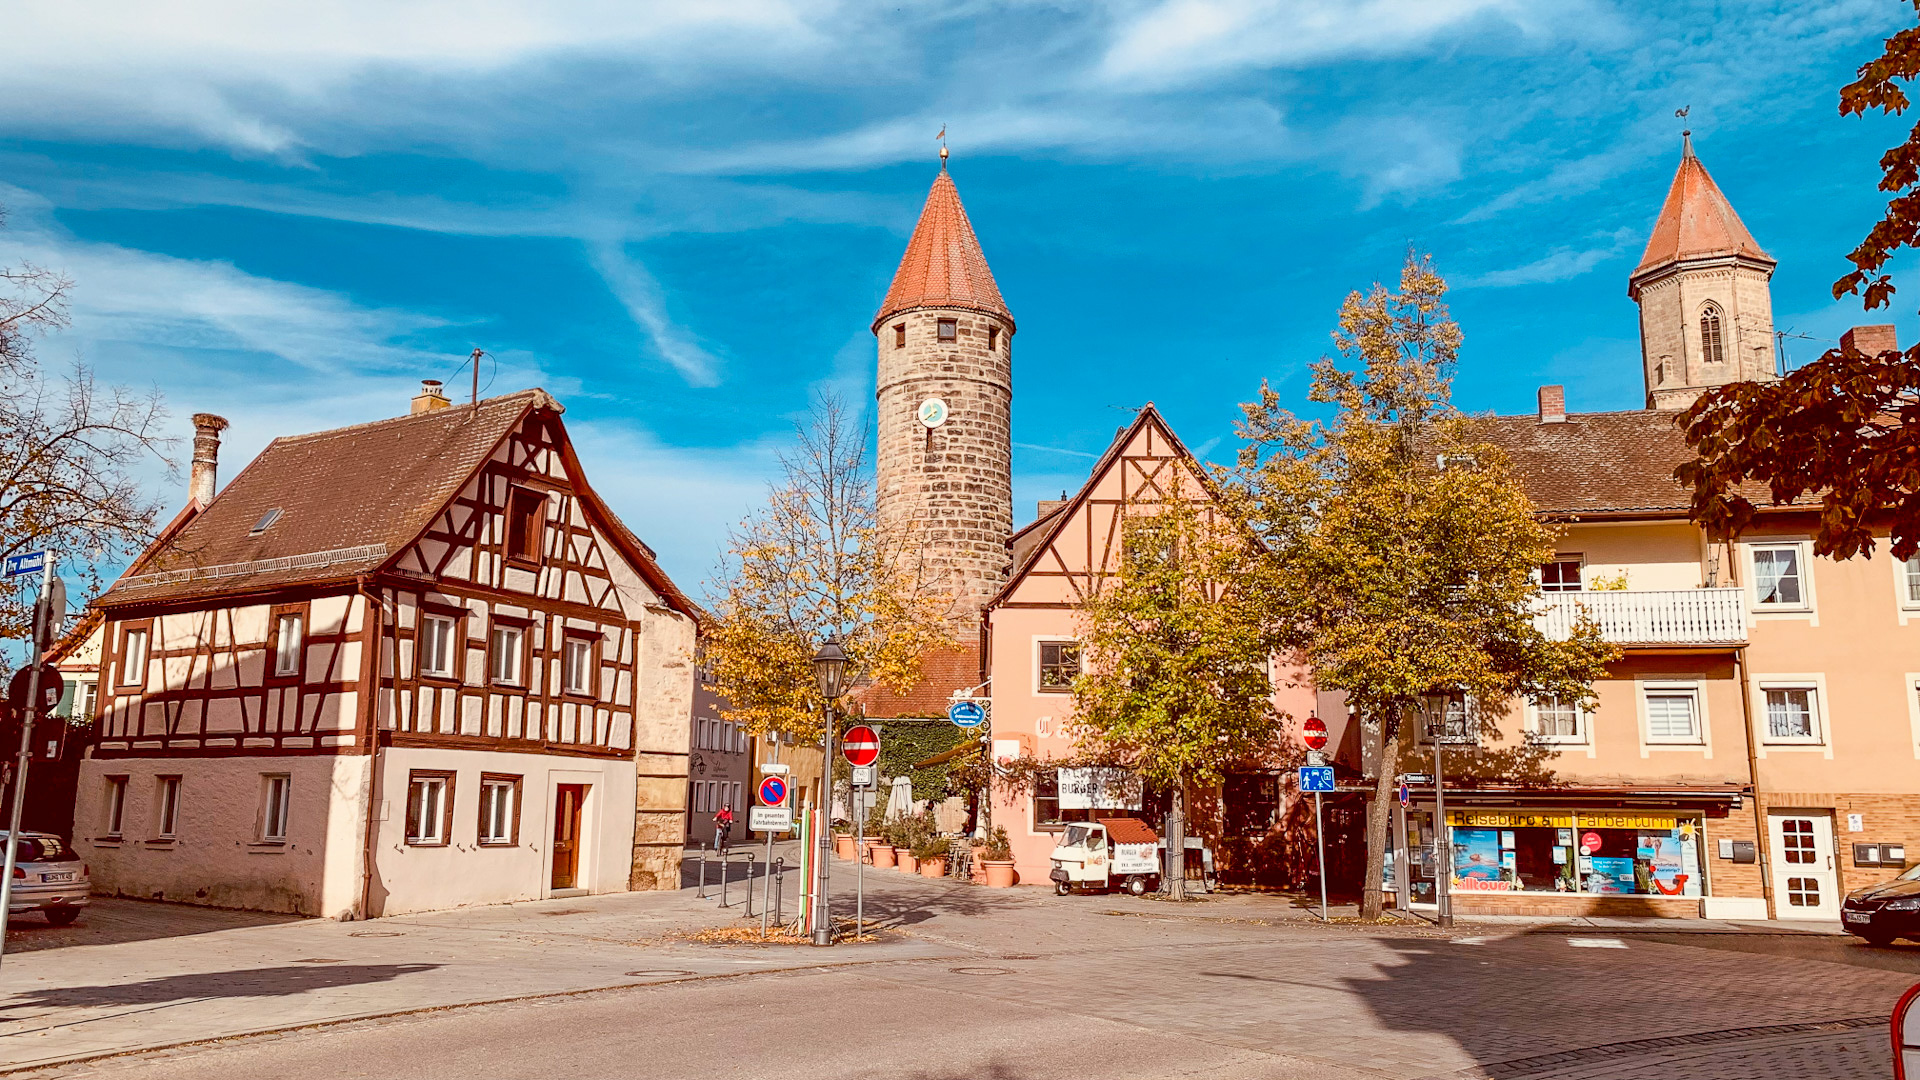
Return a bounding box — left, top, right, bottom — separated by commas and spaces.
1633, 136, 1773, 277
1470, 410, 1696, 515
872, 169, 1012, 331
98, 390, 696, 618
1098, 817, 1159, 845
853, 643, 982, 718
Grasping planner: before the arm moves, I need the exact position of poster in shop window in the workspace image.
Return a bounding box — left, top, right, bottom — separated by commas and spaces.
1637, 831, 1699, 896
1586, 856, 1635, 894
1452, 828, 1509, 890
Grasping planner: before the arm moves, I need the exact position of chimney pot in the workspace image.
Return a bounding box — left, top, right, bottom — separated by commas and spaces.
1841, 325, 1899, 357
411, 379, 452, 415
189, 413, 229, 507
1537, 385, 1567, 424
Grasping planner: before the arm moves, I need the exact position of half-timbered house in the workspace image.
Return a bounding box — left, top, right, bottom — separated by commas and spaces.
71, 386, 699, 918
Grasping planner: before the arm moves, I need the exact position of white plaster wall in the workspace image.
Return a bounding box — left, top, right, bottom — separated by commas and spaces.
73, 754, 370, 917
368, 747, 637, 916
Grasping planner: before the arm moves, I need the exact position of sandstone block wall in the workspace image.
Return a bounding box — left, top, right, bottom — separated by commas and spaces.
1633, 257, 1775, 409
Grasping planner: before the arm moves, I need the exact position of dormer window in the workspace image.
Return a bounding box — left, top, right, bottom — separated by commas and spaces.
506, 488, 545, 563
894, 323, 906, 348
1700, 304, 1725, 366
937, 318, 957, 342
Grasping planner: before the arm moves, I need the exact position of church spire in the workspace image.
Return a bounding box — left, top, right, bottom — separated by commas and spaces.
872, 168, 1013, 332
1632, 134, 1773, 279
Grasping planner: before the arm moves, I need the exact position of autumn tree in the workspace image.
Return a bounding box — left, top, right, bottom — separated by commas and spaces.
1231, 254, 1616, 920
705, 393, 947, 745
0, 204, 173, 655
1678, 8, 1920, 560
1067, 472, 1283, 900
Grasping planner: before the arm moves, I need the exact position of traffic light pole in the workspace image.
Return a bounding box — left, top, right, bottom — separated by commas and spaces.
0, 563, 57, 968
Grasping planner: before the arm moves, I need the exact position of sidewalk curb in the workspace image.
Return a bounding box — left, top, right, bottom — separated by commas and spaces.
0, 950, 965, 1076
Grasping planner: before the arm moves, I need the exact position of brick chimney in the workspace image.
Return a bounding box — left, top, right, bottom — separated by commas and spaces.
411, 379, 451, 414
189, 413, 229, 507
1537, 385, 1567, 424
1841, 325, 1898, 357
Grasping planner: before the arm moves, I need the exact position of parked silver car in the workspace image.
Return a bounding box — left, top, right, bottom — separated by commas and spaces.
5, 831, 89, 926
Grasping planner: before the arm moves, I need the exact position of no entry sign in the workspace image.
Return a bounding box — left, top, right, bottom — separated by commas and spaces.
1302, 716, 1329, 751
757, 775, 788, 807
841, 724, 880, 767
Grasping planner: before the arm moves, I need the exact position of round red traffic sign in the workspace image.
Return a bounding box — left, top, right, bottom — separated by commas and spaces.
1302, 715, 1329, 751
758, 775, 787, 806
841, 724, 880, 767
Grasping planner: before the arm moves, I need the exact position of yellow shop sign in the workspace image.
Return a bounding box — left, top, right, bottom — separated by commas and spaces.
1577, 812, 1680, 831
1446, 810, 1575, 829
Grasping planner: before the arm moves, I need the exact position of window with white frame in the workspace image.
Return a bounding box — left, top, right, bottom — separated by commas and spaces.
73, 680, 98, 723
562, 637, 593, 696
1644, 685, 1703, 744
1763, 685, 1822, 742
1751, 545, 1807, 608
488, 624, 524, 684
155, 775, 181, 838
1532, 694, 1587, 742
120, 628, 148, 686
405, 771, 453, 845
273, 613, 304, 676
1539, 557, 1583, 593
104, 775, 128, 837
259, 774, 292, 842
479, 774, 520, 845
419, 615, 456, 678
1904, 555, 1920, 607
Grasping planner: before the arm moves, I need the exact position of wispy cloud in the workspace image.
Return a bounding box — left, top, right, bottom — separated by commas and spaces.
585, 238, 723, 387
1456, 228, 1638, 288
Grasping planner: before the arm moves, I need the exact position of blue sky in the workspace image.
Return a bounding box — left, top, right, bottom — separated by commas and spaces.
0, 1, 1913, 597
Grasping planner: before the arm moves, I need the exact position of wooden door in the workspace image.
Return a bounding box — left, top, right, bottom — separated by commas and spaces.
551, 784, 588, 890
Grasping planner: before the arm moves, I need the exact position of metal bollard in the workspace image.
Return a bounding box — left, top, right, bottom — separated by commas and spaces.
721, 851, 731, 907
772, 857, 784, 929
697, 842, 709, 899
744, 852, 757, 919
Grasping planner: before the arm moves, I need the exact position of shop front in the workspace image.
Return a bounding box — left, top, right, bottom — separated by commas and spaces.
1383, 787, 1750, 918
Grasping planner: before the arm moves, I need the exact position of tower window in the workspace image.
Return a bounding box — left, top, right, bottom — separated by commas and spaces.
1700, 304, 1725, 366
937, 318, 957, 342
987, 326, 999, 351
894, 323, 906, 348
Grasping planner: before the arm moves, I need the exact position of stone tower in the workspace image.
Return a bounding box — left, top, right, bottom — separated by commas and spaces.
1629, 134, 1778, 410
872, 164, 1015, 629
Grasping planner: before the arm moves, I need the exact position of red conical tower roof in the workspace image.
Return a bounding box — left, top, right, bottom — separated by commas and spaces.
872, 167, 1013, 332
1633, 134, 1773, 278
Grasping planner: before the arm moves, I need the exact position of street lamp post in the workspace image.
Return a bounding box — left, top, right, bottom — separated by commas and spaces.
810, 637, 849, 947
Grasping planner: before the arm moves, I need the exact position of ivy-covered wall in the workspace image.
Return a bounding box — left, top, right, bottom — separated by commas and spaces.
873, 720, 976, 801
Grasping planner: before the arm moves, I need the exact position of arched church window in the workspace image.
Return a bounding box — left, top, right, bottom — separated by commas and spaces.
1700, 304, 1726, 366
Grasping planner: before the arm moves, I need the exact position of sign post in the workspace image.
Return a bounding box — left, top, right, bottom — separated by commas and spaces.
0, 558, 62, 969
754, 774, 789, 936
841, 724, 879, 941
1299, 757, 1336, 921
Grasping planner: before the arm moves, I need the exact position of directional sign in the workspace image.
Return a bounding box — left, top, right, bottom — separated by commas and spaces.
757, 775, 788, 807
1298, 765, 1335, 793
1301, 715, 1328, 751
749, 806, 792, 834
947, 699, 985, 729
3, 551, 46, 578
841, 724, 880, 767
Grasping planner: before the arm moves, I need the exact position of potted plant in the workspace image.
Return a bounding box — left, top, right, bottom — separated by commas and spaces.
913, 835, 949, 878
893, 815, 925, 873
833, 827, 856, 860
981, 826, 1016, 888
870, 820, 898, 868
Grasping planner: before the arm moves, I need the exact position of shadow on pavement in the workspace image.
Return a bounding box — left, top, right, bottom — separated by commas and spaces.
3, 897, 305, 955
0, 963, 440, 1011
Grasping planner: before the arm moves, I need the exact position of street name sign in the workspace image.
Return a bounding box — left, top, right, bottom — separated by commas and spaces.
1298, 766, 1335, 793
947, 699, 985, 729
757, 775, 788, 806
749, 806, 792, 834
3, 552, 45, 578
841, 724, 880, 767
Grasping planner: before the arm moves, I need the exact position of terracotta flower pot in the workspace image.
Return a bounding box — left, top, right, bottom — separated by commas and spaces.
834, 834, 856, 860
898, 853, 919, 874
983, 860, 1017, 888
970, 848, 989, 883
919, 856, 947, 878
870, 844, 897, 869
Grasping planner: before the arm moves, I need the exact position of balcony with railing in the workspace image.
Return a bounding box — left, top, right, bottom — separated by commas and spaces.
1533, 587, 1747, 646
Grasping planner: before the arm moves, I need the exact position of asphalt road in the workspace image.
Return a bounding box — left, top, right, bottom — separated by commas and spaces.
9, 867, 1918, 1080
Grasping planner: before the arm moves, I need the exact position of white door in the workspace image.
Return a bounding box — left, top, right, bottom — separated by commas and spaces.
1768, 812, 1840, 920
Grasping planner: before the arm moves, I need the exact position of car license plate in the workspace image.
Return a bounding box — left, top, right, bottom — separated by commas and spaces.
41, 871, 74, 883
1844, 911, 1870, 923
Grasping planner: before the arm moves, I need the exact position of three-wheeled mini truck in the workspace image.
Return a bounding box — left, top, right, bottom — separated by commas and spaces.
1047, 817, 1215, 896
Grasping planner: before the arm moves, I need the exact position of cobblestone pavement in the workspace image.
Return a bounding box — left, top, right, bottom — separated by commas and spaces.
4, 854, 1917, 1079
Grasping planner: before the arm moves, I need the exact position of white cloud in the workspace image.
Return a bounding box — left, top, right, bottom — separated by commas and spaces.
586, 238, 723, 387
1457, 228, 1638, 288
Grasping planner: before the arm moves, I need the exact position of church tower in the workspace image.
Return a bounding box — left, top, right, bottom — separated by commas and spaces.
872, 162, 1015, 629
1629, 134, 1778, 410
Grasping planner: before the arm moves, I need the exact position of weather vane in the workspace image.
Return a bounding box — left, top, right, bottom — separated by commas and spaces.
1675, 105, 1690, 137
937, 124, 948, 166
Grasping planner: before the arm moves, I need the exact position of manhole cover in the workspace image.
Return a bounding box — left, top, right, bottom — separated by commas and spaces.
950, 966, 1012, 976
625, 969, 697, 978
349, 931, 405, 938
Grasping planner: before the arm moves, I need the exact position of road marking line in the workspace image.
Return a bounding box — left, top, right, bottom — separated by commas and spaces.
1566, 937, 1627, 948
